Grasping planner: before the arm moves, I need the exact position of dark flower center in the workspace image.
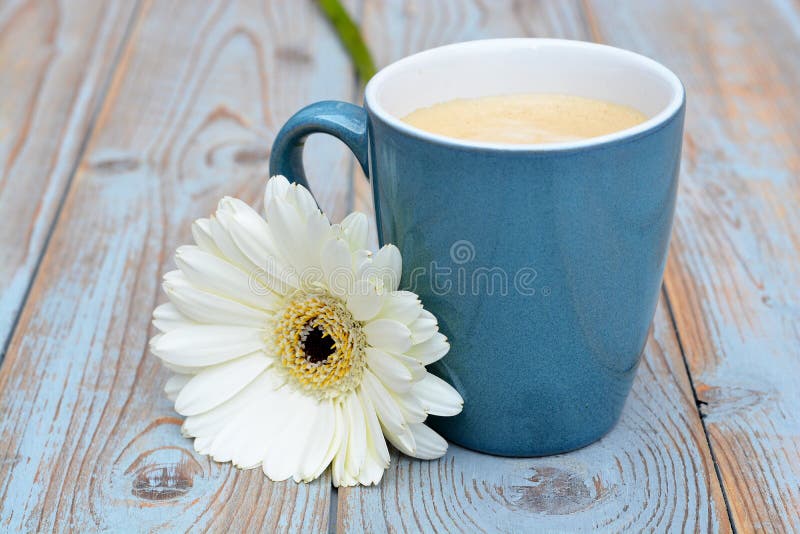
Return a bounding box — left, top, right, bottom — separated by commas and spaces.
302, 324, 336, 364
275, 293, 367, 399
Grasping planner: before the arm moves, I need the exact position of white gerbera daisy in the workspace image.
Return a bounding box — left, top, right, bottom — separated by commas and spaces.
150, 175, 463, 486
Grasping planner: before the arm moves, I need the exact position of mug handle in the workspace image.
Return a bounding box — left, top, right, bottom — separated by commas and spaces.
269, 101, 369, 193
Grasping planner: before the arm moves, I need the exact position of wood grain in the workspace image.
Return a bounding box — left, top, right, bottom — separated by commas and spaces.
0, 0, 139, 356
339, 297, 731, 532
340, 1, 731, 531
0, 0, 359, 530
583, 0, 800, 530
1, 0, 796, 531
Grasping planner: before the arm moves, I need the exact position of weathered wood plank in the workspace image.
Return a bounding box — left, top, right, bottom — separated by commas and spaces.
341, 1, 730, 530
0, 0, 139, 355
0, 0, 359, 530
339, 297, 731, 532
584, 0, 800, 530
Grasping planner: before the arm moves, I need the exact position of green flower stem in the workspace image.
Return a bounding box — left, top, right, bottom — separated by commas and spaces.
317, 0, 377, 84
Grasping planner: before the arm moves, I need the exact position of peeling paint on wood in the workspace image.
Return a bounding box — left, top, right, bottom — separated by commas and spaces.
0, 0, 797, 531
585, 0, 800, 530
0, 0, 358, 530
0, 0, 138, 354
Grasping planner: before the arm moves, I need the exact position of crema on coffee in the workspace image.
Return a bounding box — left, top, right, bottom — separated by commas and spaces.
401, 93, 648, 144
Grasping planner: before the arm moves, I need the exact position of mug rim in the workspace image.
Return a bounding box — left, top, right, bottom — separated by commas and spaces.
364, 38, 685, 153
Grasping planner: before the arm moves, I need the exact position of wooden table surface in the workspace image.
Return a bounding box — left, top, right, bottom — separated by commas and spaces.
1, 0, 798, 532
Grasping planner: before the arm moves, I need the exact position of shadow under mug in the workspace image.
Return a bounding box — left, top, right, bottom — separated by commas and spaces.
269, 38, 685, 457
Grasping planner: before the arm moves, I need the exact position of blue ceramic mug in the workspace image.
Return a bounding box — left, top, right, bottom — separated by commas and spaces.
270, 39, 685, 456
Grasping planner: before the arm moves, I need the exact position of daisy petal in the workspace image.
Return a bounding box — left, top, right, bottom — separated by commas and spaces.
361, 370, 415, 453
358, 387, 391, 466
383, 431, 415, 457
370, 244, 402, 291
343, 392, 367, 477
287, 181, 320, 215
199, 373, 288, 466
378, 291, 423, 325
347, 280, 385, 322
299, 399, 337, 481
193, 435, 215, 454
321, 238, 354, 298
352, 249, 372, 280
152, 302, 195, 332
340, 211, 369, 251
392, 392, 427, 424
365, 348, 413, 393
192, 218, 221, 255
407, 423, 448, 460
164, 271, 272, 325
264, 174, 291, 206
151, 325, 264, 367
364, 319, 412, 354
412, 373, 464, 416
304, 211, 336, 269
160, 358, 205, 375
390, 351, 428, 381
183, 372, 277, 439
356, 447, 387, 486
311, 403, 343, 481
220, 197, 295, 285
265, 197, 319, 276
175, 245, 280, 310
203, 381, 276, 464
332, 402, 356, 487
174, 352, 272, 416
261, 392, 320, 482
407, 332, 450, 365
408, 309, 438, 344
164, 373, 192, 401
210, 212, 255, 271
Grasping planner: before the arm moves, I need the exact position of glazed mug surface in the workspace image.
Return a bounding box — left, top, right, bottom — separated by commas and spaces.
270, 38, 685, 456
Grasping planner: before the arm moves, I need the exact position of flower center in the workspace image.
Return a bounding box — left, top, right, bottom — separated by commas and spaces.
300, 323, 335, 364
272, 293, 366, 399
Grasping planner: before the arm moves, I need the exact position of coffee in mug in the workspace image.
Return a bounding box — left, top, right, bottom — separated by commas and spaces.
401, 93, 647, 144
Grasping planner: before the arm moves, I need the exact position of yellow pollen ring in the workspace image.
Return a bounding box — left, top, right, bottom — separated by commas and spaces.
272, 293, 366, 399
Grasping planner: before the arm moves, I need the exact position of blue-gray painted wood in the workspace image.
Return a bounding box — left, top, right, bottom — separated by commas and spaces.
2, 0, 797, 531
0, 0, 139, 357
589, 0, 800, 529
0, 1, 359, 530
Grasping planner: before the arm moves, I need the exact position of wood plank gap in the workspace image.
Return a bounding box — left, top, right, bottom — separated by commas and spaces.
329, 486, 339, 534
662, 285, 738, 534
578, 0, 603, 41
0, 0, 144, 366
584, 0, 800, 525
